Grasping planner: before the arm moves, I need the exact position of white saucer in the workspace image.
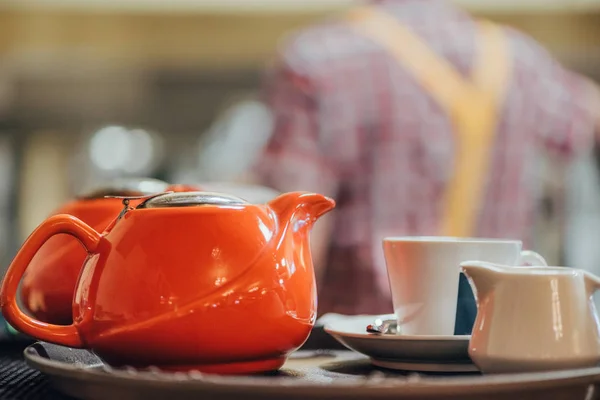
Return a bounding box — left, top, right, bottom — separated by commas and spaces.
323, 314, 476, 373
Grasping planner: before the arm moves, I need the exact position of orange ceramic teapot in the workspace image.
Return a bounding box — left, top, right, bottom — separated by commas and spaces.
20, 178, 200, 325
1, 191, 334, 374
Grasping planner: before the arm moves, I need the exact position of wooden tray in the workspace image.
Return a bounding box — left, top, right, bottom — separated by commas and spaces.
24, 341, 600, 400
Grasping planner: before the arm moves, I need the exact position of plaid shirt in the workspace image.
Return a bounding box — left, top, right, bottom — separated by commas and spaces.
251, 0, 596, 315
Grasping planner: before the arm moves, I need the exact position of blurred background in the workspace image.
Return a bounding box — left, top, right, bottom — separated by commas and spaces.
0, 0, 599, 274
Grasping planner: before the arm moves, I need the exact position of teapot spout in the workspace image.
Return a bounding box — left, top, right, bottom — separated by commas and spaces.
268, 192, 336, 229
460, 261, 506, 302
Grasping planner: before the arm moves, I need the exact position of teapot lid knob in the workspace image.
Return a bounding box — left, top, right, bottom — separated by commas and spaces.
78, 178, 170, 200
138, 191, 248, 209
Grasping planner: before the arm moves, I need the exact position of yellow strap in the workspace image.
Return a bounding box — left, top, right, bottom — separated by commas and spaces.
443, 20, 511, 237
345, 7, 512, 237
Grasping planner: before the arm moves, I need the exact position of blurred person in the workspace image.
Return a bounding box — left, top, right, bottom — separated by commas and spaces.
168, 97, 281, 203
191, 97, 281, 203
244, 0, 600, 331
196, 98, 274, 184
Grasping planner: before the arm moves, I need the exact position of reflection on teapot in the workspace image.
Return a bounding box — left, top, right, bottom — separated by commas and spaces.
1, 191, 335, 374
20, 178, 201, 326
461, 261, 600, 374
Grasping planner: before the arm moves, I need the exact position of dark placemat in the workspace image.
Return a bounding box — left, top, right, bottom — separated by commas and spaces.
0, 343, 74, 400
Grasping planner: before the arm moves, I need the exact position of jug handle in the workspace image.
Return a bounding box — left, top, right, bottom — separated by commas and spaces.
0, 215, 101, 348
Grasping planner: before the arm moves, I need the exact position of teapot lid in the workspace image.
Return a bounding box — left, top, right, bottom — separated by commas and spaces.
138, 191, 249, 208
78, 178, 169, 200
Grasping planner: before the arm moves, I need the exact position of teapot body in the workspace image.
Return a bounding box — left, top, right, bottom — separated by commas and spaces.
79, 205, 317, 372
465, 264, 600, 373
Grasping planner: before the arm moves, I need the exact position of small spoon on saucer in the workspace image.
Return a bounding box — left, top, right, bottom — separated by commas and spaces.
366, 318, 398, 335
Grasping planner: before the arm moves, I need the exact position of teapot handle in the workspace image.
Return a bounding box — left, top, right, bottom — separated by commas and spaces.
519, 250, 548, 267
0, 215, 101, 348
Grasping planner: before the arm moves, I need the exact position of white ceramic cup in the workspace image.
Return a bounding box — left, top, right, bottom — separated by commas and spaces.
382, 237, 547, 336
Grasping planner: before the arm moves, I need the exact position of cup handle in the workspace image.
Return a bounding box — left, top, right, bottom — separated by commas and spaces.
519, 250, 548, 267
0, 214, 101, 348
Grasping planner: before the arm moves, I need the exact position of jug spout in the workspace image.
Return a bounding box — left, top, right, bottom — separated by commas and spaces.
460, 261, 506, 302
268, 192, 336, 231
